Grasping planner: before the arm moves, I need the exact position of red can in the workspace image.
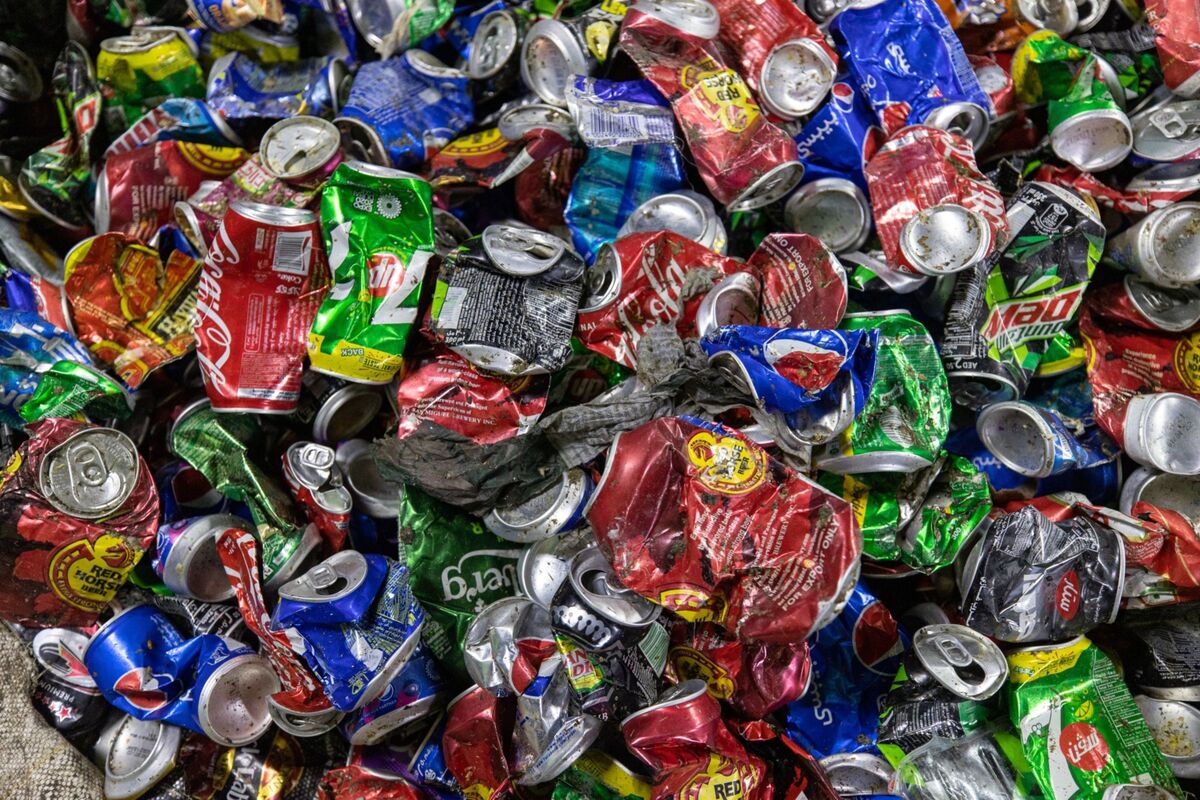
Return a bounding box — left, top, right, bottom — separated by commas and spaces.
442, 686, 514, 800
576, 231, 744, 370
864, 126, 1008, 276
1146, 0, 1200, 98
0, 419, 158, 627
394, 344, 549, 445
317, 766, 422, 800
750, 233, 848, 330
1035, 164, 1193, 216
194, 200, 326, 414
669, 621, 811, 719
586, 416, 861, 644
968, 53, 1016, 118
622, 680, 768, 800
618, 8, 803, 210
709, 0, 837, 120
96, 140, 248, 241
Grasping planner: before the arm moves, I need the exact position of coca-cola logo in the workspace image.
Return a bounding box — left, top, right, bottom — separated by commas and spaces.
193, 226, 241, 392
1060, 722, 1108, 772
1056, 569, 1081, 621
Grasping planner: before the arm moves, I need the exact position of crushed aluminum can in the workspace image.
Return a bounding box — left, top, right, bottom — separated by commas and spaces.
1105, 202, 1200, 288
96, 714, 182, 800
484, 468, 592, 544
520, 4, 625, 107
975, 400, 1114, 478
1131, 100, 1200, 163
341, 643, 445, 746
819, 752, 892, 795
516, 528, 593, 609
784, 179, 873, 255
295, 371, 385, 444
256, 115, 343, 185
1134, 695, 1200, 778
205, 53, 347, 128
463, 596, 552, 698
751, 232, 849, 330
30, 627, 107, 749
695, 273, 761, 338
512, 654, 602, 786
1119, 466, 1200, 521
282, 441, 352, 551
911, 624, 1008, 701
1119, 277, 1200, 333
617, 190, 728, 255
272, 550, 425, 711
442, 685, 514, 800
1121, 392, 1200, 475
152, 513, 250, 602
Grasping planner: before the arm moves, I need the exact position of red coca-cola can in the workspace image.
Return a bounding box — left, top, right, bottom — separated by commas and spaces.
194, 200, 326, 414
710, 0, 836, 120
622, 680, 769, 800
576, 231, 743, 369
442, 686, 514, 800
586, 416, 861, 643
95, 140, 248, 241
618, 4, 804, 210
864, 126, 1008, 276
750, 233, 848, 330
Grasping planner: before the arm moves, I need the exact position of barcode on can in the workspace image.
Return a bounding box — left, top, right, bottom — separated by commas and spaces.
438, 287, 468, 328
272, 231, 312, 275
577, 106, 675, 147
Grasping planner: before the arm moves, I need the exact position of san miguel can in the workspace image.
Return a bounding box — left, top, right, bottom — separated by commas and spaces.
618, 0, 804, 210
942, 181, 1104, 408
272, 550, 425, 712
30, 627, 108, 749
551, 545, 669, 722
193, 200, 326, 414
710, 0, 836, 119
830, 0, 992, 148
307, 161, 435, 385
1007, 635, 1182, 799
0, 419, 158, 627
430, 225, 585, 376
588, 416, 862, 643
863, 126, 1009, 276
959, 506, 1123, 643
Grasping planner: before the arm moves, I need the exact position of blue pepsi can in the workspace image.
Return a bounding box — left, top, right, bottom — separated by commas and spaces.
564, 143, 687, 264
975, 400, 1118, 478
341, 643, 446, 745
784, 582, 907, 760
154, 460, 237, 524
0, 308, 93, 370
83, 605, 280, 746
273, 550, 425, 712
206, 53, 347, 125
335, 51, 474, 171
2, 269, 37, 314
792, 78, 883, 192
830, 0, 991, 149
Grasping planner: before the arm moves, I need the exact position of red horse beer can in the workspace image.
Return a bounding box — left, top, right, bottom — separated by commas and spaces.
194, 200, 326, 414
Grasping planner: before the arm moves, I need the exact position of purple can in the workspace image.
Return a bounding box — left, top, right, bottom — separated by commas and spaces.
340, 644, 446, 745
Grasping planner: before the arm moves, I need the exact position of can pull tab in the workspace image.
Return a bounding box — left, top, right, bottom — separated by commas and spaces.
307, 563, 340, 593
299, 443, 336, 472
1149, 108, 1200, 141
66, 441, 109, 489
932, 634, 974, 669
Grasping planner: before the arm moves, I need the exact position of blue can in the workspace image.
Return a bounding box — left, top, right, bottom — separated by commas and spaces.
155, 460, 238, 523
2, 269, 37, 314
107, 98, 242, 159
784, 582, 908, 759
975, 400, 1119, 478
443, 0, 508, 60
82, 605, 279, 746
335, 51, 474, 170
792, 78, 884, 191
273, 551, 425, 712
0, 365, 40, 427
408, 713, 461, 796
207, 53, 346, 124
341, 643, 445, 745
0, 309, 93, 371
564, 143, 686, 264
830, 0, 991, 149
700, 326, 879, 426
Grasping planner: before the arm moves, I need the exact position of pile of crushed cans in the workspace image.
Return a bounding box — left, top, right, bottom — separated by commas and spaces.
6, 0, 1200, 797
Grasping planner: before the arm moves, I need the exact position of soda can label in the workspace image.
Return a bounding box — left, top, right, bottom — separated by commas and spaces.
97, 30, 205, 133
308, 162, 435, 385
206, 54, 342, 122
1007, 636, 1182, 799
104, 97, 242, 159
793, 80, 884, 189
194, 203, 326, 414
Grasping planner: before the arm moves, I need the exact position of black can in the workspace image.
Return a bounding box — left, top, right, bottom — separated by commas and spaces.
1123, 604, 1200, 702
30, 628, 108, 750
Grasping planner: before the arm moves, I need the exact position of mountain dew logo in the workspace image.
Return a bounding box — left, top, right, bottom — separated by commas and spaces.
982, 284, 1087, 356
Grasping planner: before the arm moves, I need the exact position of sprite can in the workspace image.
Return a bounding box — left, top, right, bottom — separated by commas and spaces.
816, 310, 951, 474
308, 161, 435, 385
96, 27, 205, 133
1007, 636, 1182, 800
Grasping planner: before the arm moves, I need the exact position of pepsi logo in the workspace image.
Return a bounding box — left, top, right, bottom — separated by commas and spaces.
853, 601, 903, 674
114, 668, 172, 712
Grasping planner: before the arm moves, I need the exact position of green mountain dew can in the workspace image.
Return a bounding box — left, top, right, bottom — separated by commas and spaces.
1047, 54, 1133, 173
1007, 636, 1182, 800
816, 310, 951, 474
308, 161, 435, 385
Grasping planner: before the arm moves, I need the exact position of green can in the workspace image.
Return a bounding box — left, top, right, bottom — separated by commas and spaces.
1006, 636, 1182, 800
308, 161, 435, 385
19, 361, 132, 424
816, 310, 951, 474
1047, 54, 1133, 173
399, 486, 523, 680
552, 751, 652, 800
96, 27, 205, 133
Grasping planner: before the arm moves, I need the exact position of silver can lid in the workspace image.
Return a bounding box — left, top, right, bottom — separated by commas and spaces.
278, 549, 370, 604
312, 383, 384, 444
0, 43, 42, 103
578, 242, 623, 313
1132, 102, 1200, 164
39, 427, 140, 519
900, 203, 991, 275
1050, 107, 1132, 173
818, 753, 893, 796
518, 528, 594, 608
760, 38, 836, 120
260, 116, 341, 181
1015, 0, 1079, 33
1123, 276, 1200, 332
336, 438, 401, 519
229, 199, 317, 227
102, 715, 181, 800
197, 648, 279, 746
1137, 203, 1200, 288
1128, 161, 1200, 195
1119, 466, 1200, 523
286, 442, 339, 490
334, 116, 390, 166
481, 224, 569, 277
695, 273, 760, 338
497, 103, 575, 141
727, 161, 806, 212
1123, 393, 1200, 475
618, 190, 717, 247
434, 208, 473, 258
485, 469, 591, 543
923, 102, 990, 151
1132, 695, 1200, 778
469, 9, 521, 79
913, 623, 1008, 700
267, 696, 345, 737
784, 178, 872, 254
1073, 0, 1113, 31
568, 546, 661, 627
975, 401, 1056, 478
520, 19, 590, 107
628, 0, 720, 38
